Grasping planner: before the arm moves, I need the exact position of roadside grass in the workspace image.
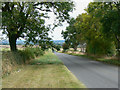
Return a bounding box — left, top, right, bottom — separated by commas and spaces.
64, 52, 120, 66
2, 51, 86, 88
29, 51, 63, 65
2, 47, 44, 76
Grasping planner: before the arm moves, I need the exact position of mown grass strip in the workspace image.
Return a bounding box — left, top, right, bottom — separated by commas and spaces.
3, 51, 86, 88
2, 65, 86, 88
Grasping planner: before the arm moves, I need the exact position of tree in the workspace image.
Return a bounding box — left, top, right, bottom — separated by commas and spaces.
75, 10, 116, 55
87, 2, 120, 57
74, 13, 90, 53
2, 2, 74, 51
62, 43, 69, 52
62, 18, 79, 51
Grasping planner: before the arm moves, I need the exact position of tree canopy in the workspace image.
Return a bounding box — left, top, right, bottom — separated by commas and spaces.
2, 2, 74, 51
62, 18, 79, 51
86, 2, 120, 56
62, 1, 120, 57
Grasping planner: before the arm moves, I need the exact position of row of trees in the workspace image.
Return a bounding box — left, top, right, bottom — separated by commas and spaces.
61, 18, 79, 51
62, 2, 120, 57
2, 2, 74, 51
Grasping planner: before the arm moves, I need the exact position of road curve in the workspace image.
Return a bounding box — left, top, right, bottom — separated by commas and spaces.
55, 52, 118, 88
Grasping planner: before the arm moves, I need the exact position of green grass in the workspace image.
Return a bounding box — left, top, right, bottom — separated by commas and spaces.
2, 51, 86, 88
64, 52, 120, 66
97, 58, 120, 65
29, 51, 63, 65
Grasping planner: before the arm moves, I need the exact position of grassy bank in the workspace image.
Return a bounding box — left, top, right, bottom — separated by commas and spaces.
64, 52, 120, 66
2, 47, 44, 76
2, 51, 86, 88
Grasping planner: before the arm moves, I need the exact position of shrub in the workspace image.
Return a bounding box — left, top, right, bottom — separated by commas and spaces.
32, 47, 44, 57
23, 47, 35, 59
20, 47, 44, 63
55, 45, 61, 51
62, 43, 69, 52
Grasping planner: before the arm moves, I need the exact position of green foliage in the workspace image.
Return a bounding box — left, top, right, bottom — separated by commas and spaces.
2, 2, 74, 51
73, 2, 120, 56
20, 47, 35, 63
62, 43, 69, 52
33, 47, 44, 57
86, 38, 116, 56
21, 47, 44, 62
55, 45, 61, 51
2, 47, 44, 64
86, 2, 120, 57
62, 18, 79, 51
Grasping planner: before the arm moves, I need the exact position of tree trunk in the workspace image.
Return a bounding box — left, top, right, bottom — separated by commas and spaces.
9, 35, 17, 51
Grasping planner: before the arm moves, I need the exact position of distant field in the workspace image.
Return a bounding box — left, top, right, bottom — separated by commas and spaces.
0, 45, 41, 51
0, 45, 23, 48
0, 45, 24, 51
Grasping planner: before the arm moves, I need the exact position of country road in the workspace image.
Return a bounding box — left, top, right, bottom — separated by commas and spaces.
55, 52, 119, 88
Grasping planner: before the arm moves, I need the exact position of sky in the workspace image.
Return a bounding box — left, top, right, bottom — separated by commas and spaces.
48, 0, 92, 40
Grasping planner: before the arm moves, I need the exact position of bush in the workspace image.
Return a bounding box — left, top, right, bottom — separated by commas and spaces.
2, 47, 44, 64
21, 47, 44, 63
55, 45, 61, 51
62, 43, 69, 52
23, 47, 35, 60
32, 47, 44, 57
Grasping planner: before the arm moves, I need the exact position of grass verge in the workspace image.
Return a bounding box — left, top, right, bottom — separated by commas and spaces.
64, 52, 120, 66
2, 51, 86, 88
29, 51, 63, 65
2, 47, 44, 76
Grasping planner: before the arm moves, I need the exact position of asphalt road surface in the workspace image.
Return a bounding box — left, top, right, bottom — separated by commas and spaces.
55, 52, 119, 88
